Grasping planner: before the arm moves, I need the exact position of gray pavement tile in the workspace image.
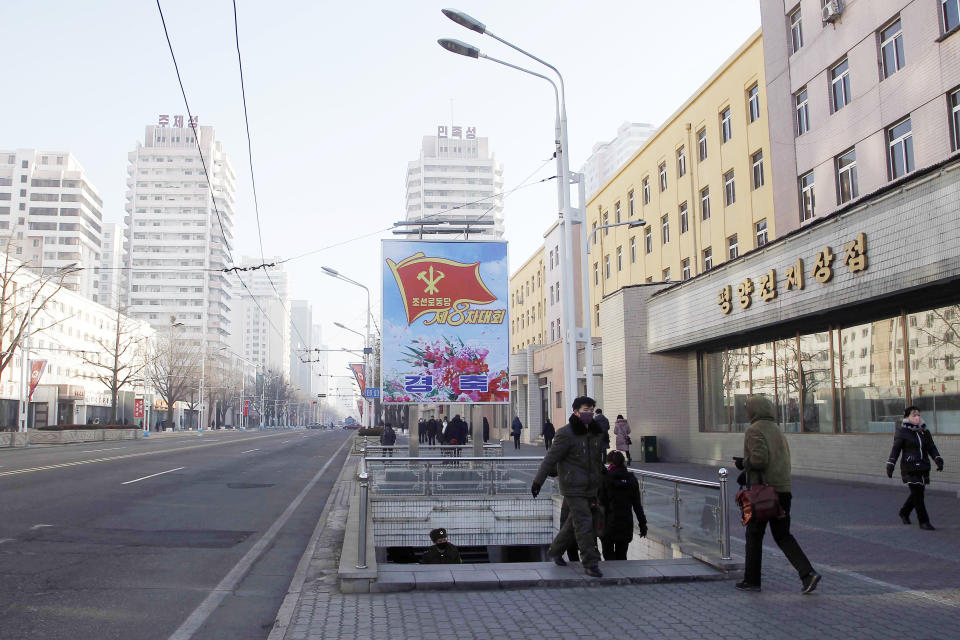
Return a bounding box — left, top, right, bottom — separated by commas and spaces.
368, 571, 415, 593
452, 569, 501, 590
413, 570, 454, 590
491, 569, 542, 588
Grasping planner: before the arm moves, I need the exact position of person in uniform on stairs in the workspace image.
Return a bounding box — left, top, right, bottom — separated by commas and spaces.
420, 528, 462, 564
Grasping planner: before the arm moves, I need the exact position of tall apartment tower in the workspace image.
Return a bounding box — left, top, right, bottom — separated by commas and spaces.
579, 122, 657, 201
95, 222, 126, 309
124, 119, 236, 354
289, 300, 314, 391
0, 150, 103, 298
404, 127, 504, 238
311, 323, 328, 399
227, 256, 290, 376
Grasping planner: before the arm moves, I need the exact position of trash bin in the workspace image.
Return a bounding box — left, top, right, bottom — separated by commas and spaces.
640, 436, 658, 463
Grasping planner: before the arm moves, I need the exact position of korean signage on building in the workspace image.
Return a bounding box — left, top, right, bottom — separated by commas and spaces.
437, 125, 476, 139
381, 240, 509, 404
157, 114, 199, 128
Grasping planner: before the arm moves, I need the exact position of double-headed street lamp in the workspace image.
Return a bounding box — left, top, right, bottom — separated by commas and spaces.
322, 266, 373, 426
439, 8, 580, 407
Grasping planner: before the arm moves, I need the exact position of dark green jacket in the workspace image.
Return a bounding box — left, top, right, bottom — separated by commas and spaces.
533, 414, 605, 497
743, 396, 792, 493
420, 543, 462, 564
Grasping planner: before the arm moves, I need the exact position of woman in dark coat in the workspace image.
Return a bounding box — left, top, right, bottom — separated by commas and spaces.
482, 416, 490, 443
542, 419, 556, 449
887, 406, 944, 530
599, 450, 647, 560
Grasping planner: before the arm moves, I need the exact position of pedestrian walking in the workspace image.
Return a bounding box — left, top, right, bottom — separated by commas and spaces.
599, 451, 647, 560
558, 500, 580, 562
511, 416, 523, 449
613, 414, 632, 464
420, 528, 462, 564
594, 409, 611, 462
735, 395, 821, 594
427, 418, 438, 446
380, 423, 396, 456
482, 416, 490, 443
887, 406, 945, 530
532, 396, 606, 578
417, 418, 425, 444
542, 419, 555, 450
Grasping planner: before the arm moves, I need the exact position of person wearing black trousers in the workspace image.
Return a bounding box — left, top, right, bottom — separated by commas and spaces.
511, 416, 523, 449
542, 419, 555, 450
887, 406, 945, 530
599, 451, 647, 560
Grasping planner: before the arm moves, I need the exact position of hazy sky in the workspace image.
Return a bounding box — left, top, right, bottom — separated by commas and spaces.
0, 0, 760, 389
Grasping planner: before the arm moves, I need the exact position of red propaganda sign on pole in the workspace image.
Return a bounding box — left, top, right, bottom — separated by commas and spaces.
28, 360, 47, 402
349, 363, 366, 395
243, 400, 250, 416
134, 398, 145, 419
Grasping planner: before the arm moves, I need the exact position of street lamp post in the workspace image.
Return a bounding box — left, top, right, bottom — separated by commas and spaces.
439, 9, 580, 407
322, 266, 372, 427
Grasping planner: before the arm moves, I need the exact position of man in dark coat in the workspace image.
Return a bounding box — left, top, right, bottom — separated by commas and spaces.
511, 416, 523, 449
482, 416, 490, 443
418, 418, 426, 444
426, 418, 438, 445
542, 419, 556, 450
531, 396, 606, 577
594, 409, 611, 463
420, 528, 462, 564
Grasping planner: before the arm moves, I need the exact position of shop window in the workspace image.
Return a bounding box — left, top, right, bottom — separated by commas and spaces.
908, 305, 960, 433
839, 317, 905, 433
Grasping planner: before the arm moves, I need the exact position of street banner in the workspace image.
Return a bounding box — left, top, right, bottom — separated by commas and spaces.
134, 398, 145, 419
28, 360, 47, 402
243, 399, 250, 416
381, 240, 509, 404
357, 399, 363, 419
349, 363, 366, 395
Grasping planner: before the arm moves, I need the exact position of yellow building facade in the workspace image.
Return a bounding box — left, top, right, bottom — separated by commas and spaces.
587, 29, 773, 336
509, 247, 546, 353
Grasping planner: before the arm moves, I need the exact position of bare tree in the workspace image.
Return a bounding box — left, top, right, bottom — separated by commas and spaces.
80, 302, 150, 423
147, 331, 200, 429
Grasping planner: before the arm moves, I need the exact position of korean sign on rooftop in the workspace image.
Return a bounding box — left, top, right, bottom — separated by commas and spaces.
381, 240, 509, 404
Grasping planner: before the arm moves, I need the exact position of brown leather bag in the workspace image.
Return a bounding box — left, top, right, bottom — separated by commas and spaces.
735, 474, 783, 525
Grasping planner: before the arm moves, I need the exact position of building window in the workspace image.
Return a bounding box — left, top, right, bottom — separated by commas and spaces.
951, 88, 960, 152
616, 246, 623, 272
681, 258, 691, 281
591, 222, 597, 245
942, 0, 960, 34
700, 186, 711, 220
548, 249, 554, 270
658, 163, 667, 191
879, 18, 905, 79
887, 117, 914, 180
615, 200, 621, 223
795, 87, 810, 136
728, 234, 739, 260
799, 171, 816, 221
630, 236, 637, 263
661, 214, 670, 244
593, 263, 599, 285
789, 5, 803, 54
830, 58, 851, 111
697, 127, 708, 161
644, 225, 653, 254
723, 170, 736, 206
595, 304, 600, 327
756, 219, 768, 247
751, 150, 764, 189
662, 268, 671, 282
679, 202, 689, 234
703, 247, 713, 271
628, 190, 635, 217
603, 211, 609, 235
604, 255, 611, 279
642, 177, 650, 204
677, 146, 687, 177
836, 148, 859, 204
720, 107, 732, 143
747, 84, 760, 122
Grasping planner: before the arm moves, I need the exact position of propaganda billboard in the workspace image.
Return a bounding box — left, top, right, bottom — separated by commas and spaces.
381, 240, 508, 404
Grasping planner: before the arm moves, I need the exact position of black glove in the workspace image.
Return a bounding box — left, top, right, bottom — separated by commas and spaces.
531, 481, 542, 498
733, 456, 744, 471
639, 525, 648, 538
886, 462, 894, 478
935, 457, 944, 472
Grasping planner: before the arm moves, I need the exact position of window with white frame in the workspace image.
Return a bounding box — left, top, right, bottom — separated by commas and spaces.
642, 177, 650, 204
751, 150, 764, 189
661, 214, 670, 244
728, 234, 739, 260
548, 248, 554, 270
662, 268, 671, 282
942, 0, 959, 34
836, 148, 859, 204
595, 304, 600, 327
593, 263, 599, 285
591, 222, 597, 244
697, 127, 708, 161
681, 258, 691, 281
720, 107, 732, 143
789, 5, 803, 54
603, 211, 609, 235
724, 170, 736, 206
658, 163, 667, 191
644, 225, 653, 254
747, 84, 760, 122
628, 189, 635, 217
799, 171, 816, 221
795, 88, 810, 136
615, 200, 621, 223
679, 202, 689, 234
951, 88, 960, 151
755, 219, 768, 247
604, 255, 611, 279
831, 59, 851, 111
630, 236, 637, 263
703, 246, 713, 271
887, 117, 914, 179
616, 246, 623, 271
880, 19, 905, 79
700, 186, 711, 220
677, 146, 687, 177
549, 285, 554, 305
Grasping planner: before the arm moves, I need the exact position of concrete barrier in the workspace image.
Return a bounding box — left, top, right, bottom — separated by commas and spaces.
27, 429, 141, 444
0, 432, 28, 448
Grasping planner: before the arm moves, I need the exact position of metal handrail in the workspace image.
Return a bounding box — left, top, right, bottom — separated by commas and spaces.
364, 456, 544, 462
626, 466, 720, 489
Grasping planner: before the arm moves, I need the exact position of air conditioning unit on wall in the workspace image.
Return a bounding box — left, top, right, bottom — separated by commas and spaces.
822, 0, 842, 23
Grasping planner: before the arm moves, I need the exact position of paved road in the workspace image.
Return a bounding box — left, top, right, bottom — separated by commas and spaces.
0, 428, 352, 640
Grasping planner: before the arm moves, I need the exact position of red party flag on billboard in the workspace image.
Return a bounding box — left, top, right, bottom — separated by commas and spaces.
349, 363, 366, 395
386, 252, 496, 325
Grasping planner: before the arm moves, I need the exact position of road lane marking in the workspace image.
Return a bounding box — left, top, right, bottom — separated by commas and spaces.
168, 436, 351, 640
281, 440, 290, 443
79, 447, 125, 453
121, 467, 185, 485
0, 433, 294, 479
30, 524, 54, 530
0, 538, 14, 545
240, 449, 260, 454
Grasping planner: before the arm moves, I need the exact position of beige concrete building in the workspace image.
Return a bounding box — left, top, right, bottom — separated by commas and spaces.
509, 247, 545, 353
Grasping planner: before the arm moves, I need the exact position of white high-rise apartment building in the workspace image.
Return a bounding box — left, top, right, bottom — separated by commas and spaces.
579, 122, 656, 200
0, 150, 103, 298
124, 119, 236, 355
95, 222, 126, 309
228, 256, 290, 376
311, 323, 328, 399
290, 300, 313, 391
404, 127, 504, 238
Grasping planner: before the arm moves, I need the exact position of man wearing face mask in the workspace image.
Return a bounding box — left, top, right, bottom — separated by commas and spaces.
531, 396, 606, 578
887, 406, 945, 530
420, 528, 462, 564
